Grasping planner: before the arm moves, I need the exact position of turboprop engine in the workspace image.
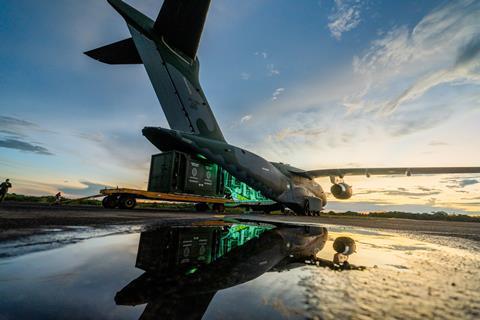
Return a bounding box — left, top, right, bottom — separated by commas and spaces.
330, 182, 353, 200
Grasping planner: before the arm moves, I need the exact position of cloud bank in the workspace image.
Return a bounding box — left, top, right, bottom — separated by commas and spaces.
328, 0, 362, 40
0, 138, 52, 155
0, 115, 53, 155
236, 0, 480, 170
60, 180, 113, 197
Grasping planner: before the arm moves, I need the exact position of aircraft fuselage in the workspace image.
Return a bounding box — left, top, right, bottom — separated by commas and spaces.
142, 126, 327, 214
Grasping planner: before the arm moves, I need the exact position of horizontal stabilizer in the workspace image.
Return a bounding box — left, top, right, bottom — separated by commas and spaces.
154, 0, 211, 59
84, 38, 141, 64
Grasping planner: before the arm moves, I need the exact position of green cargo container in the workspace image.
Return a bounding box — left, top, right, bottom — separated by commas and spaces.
135, 224, 274, 273
147, 151, 186, 193
148, 151, 223, 196
148, 150, 269, 200
183, 158, 220, 196
136, 227, 216, 273
223, 173, 269, 202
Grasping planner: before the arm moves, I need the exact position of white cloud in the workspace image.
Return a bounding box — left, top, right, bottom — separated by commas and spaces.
240, 114, 252, 123
267, 63, 280, 76
271, 87, 285, 101
253, 51, 280, 77
255, 51, 268, 59
381, 62, 480, 114
328, 0, 362, 40
227, 0, 480, 172
348, 0, 480, 114
270, 127, 326, 142
240, 72, 251, 80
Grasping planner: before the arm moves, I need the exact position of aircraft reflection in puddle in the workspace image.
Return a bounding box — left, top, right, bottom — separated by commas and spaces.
115, 221, 363, 319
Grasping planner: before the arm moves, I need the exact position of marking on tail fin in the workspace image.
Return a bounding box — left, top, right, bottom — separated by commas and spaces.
128, 26, 225, 141
161, 37, 192, 65
153, 0, 211, 60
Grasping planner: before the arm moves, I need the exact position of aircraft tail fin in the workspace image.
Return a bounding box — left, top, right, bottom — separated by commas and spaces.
84, 38, 141, 65
85, 0, 225, 142
153, 0, 211, 60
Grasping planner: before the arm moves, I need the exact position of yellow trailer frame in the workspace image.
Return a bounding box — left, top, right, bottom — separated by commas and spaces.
99, 187, 234, 211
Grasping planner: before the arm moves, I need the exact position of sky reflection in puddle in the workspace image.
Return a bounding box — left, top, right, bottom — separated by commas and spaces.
0, 219, 479, 319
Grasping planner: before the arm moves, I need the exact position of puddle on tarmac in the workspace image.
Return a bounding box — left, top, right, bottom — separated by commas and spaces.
0, 225, 142, 258
0, 220, 479, 319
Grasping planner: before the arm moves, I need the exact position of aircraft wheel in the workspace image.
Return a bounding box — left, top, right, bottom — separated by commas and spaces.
212, 203, 225, 213
102, 195, 118, 209
118, 196, 136, 209
333, 237, 356, 255
195, 202, 210, 212
304, 199, 310, 216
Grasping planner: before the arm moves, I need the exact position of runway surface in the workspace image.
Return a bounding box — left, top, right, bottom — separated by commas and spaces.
0, 206, 479, 319
1, 202, 479, 242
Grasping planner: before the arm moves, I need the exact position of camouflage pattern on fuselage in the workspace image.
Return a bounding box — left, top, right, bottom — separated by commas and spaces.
142, 127, 326, 213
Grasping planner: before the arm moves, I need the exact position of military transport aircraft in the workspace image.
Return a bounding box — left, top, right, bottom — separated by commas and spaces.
85, 0, 480, 215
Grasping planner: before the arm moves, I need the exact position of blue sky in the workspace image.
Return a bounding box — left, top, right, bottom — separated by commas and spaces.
1, 0, 479, 213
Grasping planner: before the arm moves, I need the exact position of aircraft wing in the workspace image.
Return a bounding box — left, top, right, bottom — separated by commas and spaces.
306, 167, 480, 178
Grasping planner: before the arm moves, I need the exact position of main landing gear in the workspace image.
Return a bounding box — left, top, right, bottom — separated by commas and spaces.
193, 202, 225, 213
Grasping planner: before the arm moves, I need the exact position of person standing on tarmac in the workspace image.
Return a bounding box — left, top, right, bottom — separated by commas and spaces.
0, 179, 12, 203
55, 192, 62, 205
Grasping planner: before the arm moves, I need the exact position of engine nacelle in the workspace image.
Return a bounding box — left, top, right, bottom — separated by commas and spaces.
330, 183, 353, 200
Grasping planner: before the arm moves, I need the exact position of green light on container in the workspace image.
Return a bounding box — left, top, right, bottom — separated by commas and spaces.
186, 267, 198, 275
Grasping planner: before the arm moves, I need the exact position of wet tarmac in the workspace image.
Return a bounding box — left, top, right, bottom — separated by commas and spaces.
2, 202, 480, 241
0, 217, 479, 319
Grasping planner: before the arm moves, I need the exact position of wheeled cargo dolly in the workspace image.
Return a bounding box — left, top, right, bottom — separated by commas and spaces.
99, 187, 234, 211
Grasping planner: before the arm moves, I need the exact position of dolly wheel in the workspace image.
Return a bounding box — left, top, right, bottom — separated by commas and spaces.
195, 202, 210, 212
119, 196, 136, 209
102, 195, 118, 209
212, 203, 225, 213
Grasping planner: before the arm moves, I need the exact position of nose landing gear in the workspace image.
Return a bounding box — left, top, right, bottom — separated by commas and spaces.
303, 198, 322, 216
